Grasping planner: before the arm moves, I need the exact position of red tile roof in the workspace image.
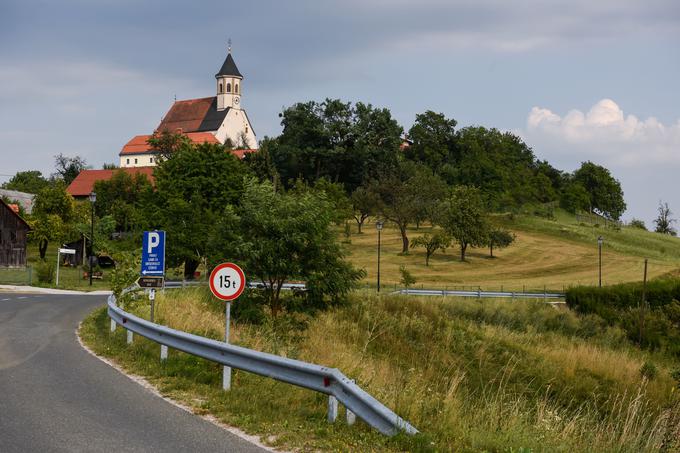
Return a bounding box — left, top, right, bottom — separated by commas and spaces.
119, 132, 219, 156
156, 97, 227, 133
66, 167, 155, 197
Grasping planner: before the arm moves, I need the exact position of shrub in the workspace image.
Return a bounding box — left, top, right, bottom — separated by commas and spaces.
640, 361, 658, 380
36, 260, 55, 283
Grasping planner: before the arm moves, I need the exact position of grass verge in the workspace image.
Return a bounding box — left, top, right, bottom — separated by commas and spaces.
80, 288, 680, 452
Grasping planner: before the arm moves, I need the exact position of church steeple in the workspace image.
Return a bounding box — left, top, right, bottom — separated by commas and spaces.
215, 41, 243, 111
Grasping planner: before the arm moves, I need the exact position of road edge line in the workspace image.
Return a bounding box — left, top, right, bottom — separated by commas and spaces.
75, 321, 281, 453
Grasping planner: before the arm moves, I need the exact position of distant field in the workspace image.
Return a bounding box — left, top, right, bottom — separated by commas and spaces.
343, 212, 680, 291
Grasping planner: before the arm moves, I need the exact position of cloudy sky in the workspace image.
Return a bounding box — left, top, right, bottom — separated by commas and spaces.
1, 0, 678, 225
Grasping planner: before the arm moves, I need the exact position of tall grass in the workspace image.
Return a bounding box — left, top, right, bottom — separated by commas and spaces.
105, 288, 680, 452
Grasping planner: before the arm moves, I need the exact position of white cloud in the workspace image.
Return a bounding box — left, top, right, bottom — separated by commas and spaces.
526, 99, 680, 166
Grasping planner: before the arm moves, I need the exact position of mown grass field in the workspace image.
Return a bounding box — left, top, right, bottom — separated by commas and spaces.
81, 288, 680, 452
344, 211, 680, 292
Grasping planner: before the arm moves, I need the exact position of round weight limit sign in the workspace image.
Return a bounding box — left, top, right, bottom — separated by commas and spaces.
209, 262, 246, 391
209, 263, 246, 301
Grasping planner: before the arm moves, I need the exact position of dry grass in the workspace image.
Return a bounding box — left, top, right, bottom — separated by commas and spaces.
344, 222, 678, 291
99, 288, 680, 452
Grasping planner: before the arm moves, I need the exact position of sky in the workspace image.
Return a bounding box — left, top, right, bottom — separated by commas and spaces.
0, 0, 678, 226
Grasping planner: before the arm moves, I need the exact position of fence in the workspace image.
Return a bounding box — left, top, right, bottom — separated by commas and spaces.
107, 288, 418, 437
0, 266, 32, 285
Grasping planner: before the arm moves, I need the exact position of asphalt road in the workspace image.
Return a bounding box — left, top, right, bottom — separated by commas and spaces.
0, 292, 267, 453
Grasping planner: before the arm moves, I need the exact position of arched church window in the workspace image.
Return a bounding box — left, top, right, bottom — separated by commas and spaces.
219, 83, 223, 93
235, 83, 239, 94
226, 83, 231, 93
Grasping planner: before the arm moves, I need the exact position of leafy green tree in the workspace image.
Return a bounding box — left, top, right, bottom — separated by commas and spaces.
53, 154, 87, 185
560, 181, 591, 213
1, 170, 49, 194
405, 110, 457, 170
439, 186, 489, 261
654, 201, 677, 236
244, 138, 279, 186
312, 178, 353, 225
411, 231, 450, 265
29, 214, 67, 259
487, 228, 515, 258
629, 218, 647, 230
350, 185, 380, 233
32, 180, 75, 222
151, 142, 251, 278
210, 180, 364, 317
573, 161, 626, 219
147, 130, 192, 161
94, 170, 154, 231
372, 162, 427, 253
271, 99, 402, 190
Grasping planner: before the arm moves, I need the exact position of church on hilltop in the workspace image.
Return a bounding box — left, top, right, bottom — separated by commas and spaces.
119, 46, 258, 168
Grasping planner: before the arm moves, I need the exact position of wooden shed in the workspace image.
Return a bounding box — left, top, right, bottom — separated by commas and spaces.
0, 199, 31, 267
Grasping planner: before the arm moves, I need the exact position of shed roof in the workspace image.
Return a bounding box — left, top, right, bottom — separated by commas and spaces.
0, 198, 30, 230
66, 167, 155, 197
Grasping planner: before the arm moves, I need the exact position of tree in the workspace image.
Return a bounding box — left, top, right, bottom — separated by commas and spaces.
53, 154, 87, 185
31, 181, 76, 259
573, 161, 626, 220
210, 180, 364, 317
438, 186, 489, 261
147, 130, 192, 161
404, 110, 457, 171
411, 232, 450, 265
151, 142, 251, 278
244, 139, 279, 186
560, 180, 591, 213
487, 228, 515, 258
629, 218, 647, 230
350, 185, 380, 233
654, 201, 677, 236
372, 162, 425, 253
1, 170, 49, 194
28, 214, 67, 259
94, 170, 154, 231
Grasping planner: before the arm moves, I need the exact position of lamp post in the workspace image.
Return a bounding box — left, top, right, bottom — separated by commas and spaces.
376, 220, 384, 292
89, 191, 96, 286
597, 236, 603, 288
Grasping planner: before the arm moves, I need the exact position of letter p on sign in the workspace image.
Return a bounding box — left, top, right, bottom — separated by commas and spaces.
148, 232, 160, 253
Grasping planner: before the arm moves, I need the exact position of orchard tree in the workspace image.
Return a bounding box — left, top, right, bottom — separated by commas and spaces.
1, 170, 49, 194
350, 185, 380, 233
439, 185, 489, 261
411, 231, 450, 266
573, 161, 626, 219
654, 201, 677, 236
487, 228, 515, 258
29, 214, 67, 259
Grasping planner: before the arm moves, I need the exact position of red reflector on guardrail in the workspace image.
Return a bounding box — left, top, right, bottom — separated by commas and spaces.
323, 377, 330, 387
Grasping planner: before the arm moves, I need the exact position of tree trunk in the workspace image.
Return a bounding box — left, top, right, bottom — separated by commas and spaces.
460, 243, 467, 261
425, 252, 430, 266
39, 239, 48, 259
183, 258, 199, 280
399, 224, 409, 253
490, 244, 494, 258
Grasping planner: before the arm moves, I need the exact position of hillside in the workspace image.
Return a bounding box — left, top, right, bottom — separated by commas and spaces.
81, 289, 680, 452
344, 210, 680, 291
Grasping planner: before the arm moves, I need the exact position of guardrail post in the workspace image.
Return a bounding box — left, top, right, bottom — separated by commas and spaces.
346, 379, 356, 425
126, 330, 133, 344
110, 319, 116, 332
477, 287, 481, 298
328, 395, 338, 423
223, 366, 231, 391
160, 345, 168, 361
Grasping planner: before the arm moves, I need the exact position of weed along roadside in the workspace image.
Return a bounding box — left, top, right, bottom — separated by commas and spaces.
80, 287, 680, 452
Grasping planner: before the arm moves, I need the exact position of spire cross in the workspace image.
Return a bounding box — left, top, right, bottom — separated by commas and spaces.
228, 38, 232, 53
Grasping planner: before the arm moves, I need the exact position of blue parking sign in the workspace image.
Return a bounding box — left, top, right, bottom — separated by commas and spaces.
141, 231, 166, 276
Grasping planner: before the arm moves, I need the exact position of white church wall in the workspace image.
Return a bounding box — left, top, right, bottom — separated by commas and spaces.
120, 154, 157, 168
214, 109, 258, 149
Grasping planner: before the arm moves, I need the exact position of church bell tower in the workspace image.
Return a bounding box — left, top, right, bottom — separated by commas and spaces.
215, 41, 243, 111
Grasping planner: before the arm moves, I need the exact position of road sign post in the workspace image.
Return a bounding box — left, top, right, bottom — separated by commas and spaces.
209, 262, 246, 391
55, 248, 76, 287
141, 231, 166, 322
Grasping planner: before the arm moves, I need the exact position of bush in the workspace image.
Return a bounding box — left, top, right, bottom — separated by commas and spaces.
640, 361, 658, 380
36, 260, 55, 283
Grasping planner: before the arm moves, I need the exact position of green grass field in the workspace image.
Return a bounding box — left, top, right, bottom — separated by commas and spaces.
80, 288, 680, 452
344, 211, 680, 292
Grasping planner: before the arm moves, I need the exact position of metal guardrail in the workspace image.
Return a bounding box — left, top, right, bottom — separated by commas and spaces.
395, 288, 565, 299
107, 291, 417, 436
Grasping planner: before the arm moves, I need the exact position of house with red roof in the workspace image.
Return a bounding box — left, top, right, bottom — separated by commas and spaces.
119, 47, 257, 168
66, 167, 155, 199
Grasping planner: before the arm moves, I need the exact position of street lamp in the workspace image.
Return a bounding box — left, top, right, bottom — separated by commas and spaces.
597, 236, 603, 288
376, 220, 384, 292
89, 191, 96, 286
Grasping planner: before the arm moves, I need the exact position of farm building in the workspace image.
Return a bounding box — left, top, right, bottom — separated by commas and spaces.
0, 198, 31, 267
